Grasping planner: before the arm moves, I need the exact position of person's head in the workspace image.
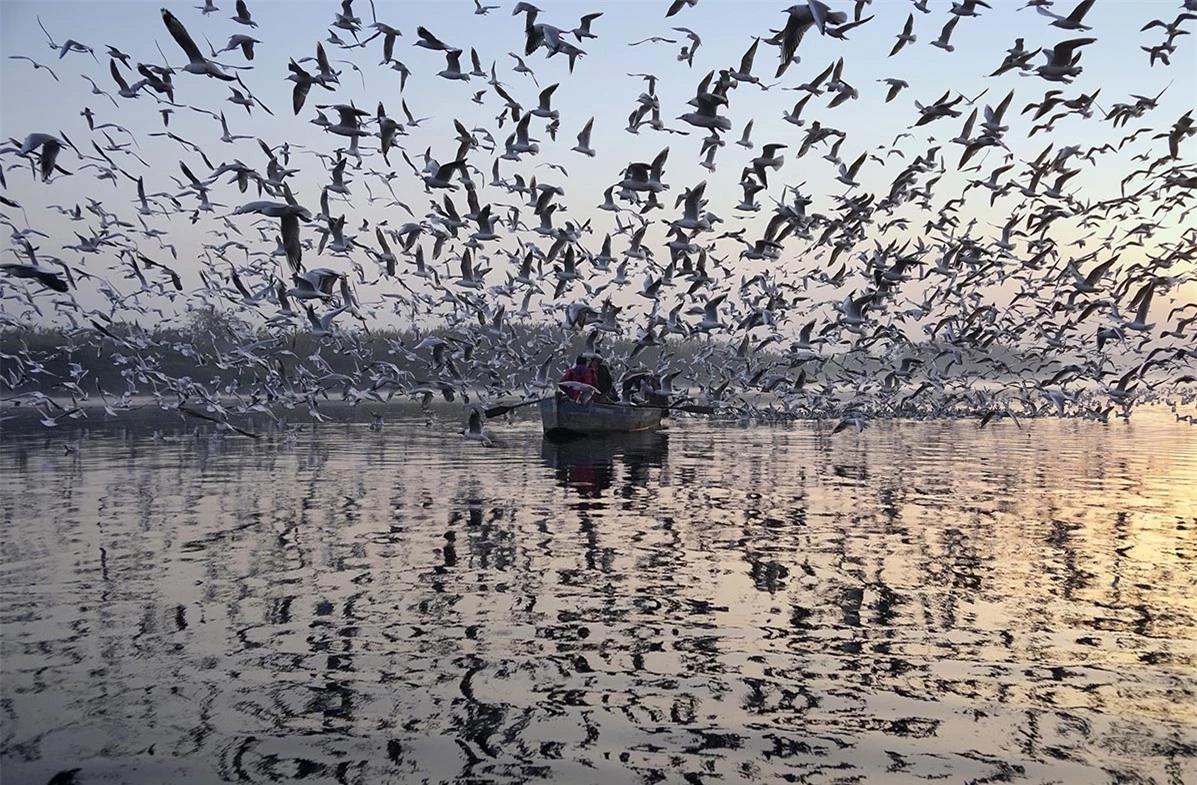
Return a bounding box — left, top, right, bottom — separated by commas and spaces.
574, 354, 587, 367
588, 355, 601, 368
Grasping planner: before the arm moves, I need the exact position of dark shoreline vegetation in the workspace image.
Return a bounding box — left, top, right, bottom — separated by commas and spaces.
3, 305, 1193, 434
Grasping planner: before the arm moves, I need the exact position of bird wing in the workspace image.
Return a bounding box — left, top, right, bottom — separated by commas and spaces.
417, 26, 446, 48
939, 15, 959, 41
305, 304, 322, 330
161, 9, 205, 63
437, 159, 467, 182
739, 38, 759, 71
109, 58, 130, 91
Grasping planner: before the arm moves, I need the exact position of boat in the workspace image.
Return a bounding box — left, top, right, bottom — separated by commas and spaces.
540, 395, 663, 439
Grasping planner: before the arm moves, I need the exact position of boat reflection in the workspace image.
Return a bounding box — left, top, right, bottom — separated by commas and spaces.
541, 430, 669, 497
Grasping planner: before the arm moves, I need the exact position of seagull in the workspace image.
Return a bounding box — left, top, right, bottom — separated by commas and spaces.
950, 0, 991, 17
530, 83, 560, 120
463, 407, 494, 445
832, 416, 868, 435
769, 1, 847, 78
508, 52, 539, 86
783, 93, 812, 126
879, 77, 908, 103
572, 117, 595, 156
421, 159, 468, 190
695, 293, 727, 332
618, 147, 670, 193
160, 9, 236, 80
930, 15, 960, 52
231, 0, 257, 27
835, 150, 867, 187
218, 112, 252, 143
80, 75, 120, 109
839, 292, 874, 332
737, 119, 755, 148
1033, 37, 1095, 82
306, 303, 348, 337
1, 262, 70, 293
107, 59, 145, 99
1039, 0, 1097, 30
890, 13, 915, 56
332, 0, 363, 41
415, 26, 453, 51
437, 48, 469, 81
7, 55, 59, 82
1122, 281, 1156, 332
219, 33, 260, 61
672, 27, 701, 66
666, 0, 698, 17
288, 267, 342, 301
233, 194, 311, 272
572, 12, 603, 41
678, 71, 730, 131
54, 37, 97, 62
629, 36, 676, 46
17, 133, 68, 182
729, 38, 767, 89
316, 103, 371, 137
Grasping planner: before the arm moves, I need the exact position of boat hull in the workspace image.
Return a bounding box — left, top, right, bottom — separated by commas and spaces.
540, 396, 663, 438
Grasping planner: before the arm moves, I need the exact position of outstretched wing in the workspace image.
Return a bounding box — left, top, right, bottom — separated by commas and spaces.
109, 58, 130, 91
161, 9, 205, 63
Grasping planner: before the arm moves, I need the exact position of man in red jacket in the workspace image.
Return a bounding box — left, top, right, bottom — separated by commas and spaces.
559, 354, 598, 401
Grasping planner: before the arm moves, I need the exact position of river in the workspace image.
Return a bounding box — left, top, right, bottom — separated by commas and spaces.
2, 406, 1194, 784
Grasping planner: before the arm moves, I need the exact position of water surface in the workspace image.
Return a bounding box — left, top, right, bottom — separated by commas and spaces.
2, 408, 1195, 784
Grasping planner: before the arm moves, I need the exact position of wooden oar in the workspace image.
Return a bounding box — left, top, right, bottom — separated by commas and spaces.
666, 403, 716, 415
178, 405, 262, 439
483, 397, 549, 418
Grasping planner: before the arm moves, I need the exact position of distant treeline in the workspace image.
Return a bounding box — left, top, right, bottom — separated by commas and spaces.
1, 308, 1040, 398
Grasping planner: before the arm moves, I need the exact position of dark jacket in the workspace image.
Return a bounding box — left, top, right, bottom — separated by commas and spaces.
593, 363, 618, 401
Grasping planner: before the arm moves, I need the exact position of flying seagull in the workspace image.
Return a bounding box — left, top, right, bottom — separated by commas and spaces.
160, 8, 236, 80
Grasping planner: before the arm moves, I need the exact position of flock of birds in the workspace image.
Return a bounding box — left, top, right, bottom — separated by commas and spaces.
1, 0, 1195, 441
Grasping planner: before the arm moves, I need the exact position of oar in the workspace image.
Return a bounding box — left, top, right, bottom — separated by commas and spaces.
178, 405, 262, 439
483, 397, 549, 418
642, 401, 718, 415
666, 403, 716, 415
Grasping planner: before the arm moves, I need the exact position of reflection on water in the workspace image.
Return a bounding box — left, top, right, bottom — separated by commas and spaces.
1, 407, 1195, 784
542, 431, 670, 498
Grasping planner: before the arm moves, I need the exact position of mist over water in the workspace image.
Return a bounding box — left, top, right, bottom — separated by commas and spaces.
2, 408, 1194, 784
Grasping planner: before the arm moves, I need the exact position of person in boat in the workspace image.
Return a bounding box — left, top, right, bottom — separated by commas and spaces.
559, 354, 598, 402
621, 371, 670, 407
589, 355, 620, 403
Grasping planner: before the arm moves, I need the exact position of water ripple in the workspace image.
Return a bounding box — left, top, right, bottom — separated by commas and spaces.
1, 408, 1194, 783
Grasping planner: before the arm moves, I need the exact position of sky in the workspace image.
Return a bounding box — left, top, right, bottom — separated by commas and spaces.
0, 0, 1194, 337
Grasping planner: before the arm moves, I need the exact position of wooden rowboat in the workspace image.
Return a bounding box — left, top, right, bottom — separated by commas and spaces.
540, 395, 663, 438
